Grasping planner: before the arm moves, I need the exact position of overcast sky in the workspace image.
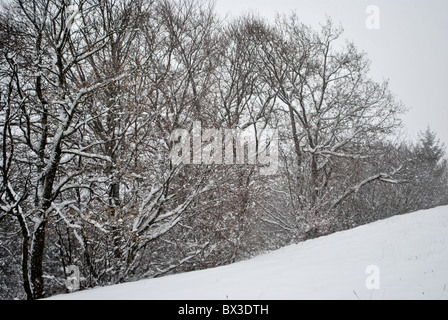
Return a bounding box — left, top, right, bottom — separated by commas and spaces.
215, 0, 448, 148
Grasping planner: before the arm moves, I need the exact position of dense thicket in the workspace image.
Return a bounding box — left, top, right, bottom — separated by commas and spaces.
1, 0, 447, 300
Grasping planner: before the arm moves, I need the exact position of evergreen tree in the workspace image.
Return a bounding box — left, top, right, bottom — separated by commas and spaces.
414, 127, 448, 208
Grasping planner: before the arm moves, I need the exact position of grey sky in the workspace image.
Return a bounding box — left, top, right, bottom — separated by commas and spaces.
215, 0, 448, 148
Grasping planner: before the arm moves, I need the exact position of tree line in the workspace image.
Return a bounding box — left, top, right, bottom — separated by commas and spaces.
1, 0, 447, 300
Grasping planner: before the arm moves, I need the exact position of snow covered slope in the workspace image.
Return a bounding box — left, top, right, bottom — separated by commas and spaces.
50, 206, 448, 300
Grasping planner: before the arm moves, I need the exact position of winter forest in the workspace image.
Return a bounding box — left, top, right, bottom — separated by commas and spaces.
1, 0, 447, 300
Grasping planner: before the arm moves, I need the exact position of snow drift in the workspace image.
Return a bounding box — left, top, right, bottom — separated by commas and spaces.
49, 206, 448, 300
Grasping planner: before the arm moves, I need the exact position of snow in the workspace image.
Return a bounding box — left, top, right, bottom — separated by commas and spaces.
48, 206, 448, 300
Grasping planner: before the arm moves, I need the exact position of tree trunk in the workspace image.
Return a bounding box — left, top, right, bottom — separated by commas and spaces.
288, 105, 302, 169
311, 154, 319, 207
30, 220, 47, 299
16, 215, 33, 300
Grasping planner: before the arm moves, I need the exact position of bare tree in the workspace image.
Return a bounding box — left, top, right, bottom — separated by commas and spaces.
2, 0, 445, 300
0, 0, 133, 299
247, 15, 405, 238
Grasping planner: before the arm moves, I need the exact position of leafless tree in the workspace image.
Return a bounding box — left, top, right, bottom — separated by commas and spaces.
245, 15, 406, 238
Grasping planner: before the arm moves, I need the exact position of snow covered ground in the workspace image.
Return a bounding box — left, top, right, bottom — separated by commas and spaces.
49, 206, 448, 300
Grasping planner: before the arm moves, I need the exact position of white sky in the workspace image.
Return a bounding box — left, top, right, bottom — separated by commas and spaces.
215, 0, 448, 148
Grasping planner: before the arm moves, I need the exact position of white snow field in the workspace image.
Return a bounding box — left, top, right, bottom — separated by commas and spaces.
50, 206, 448, 300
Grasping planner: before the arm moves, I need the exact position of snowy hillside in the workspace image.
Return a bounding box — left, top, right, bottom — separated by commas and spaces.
50, 206, 448, 300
